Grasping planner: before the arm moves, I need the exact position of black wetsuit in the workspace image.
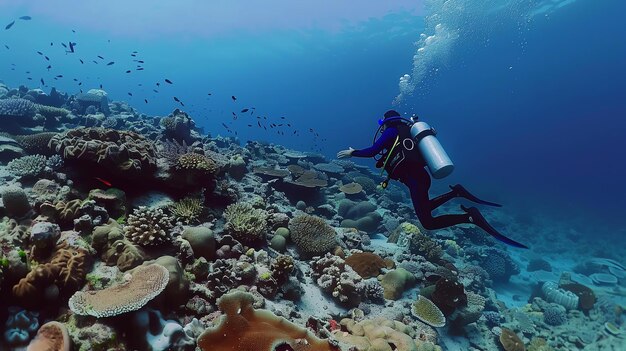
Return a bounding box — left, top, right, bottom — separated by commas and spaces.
352, 124, 469, 230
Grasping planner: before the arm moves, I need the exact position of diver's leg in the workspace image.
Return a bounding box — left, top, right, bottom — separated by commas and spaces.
449, 184, 502, 207
403, 172, 469, 230
430, 188, 458, 209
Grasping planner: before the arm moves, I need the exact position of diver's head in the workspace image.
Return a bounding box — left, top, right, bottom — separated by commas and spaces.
378, 110, 403, 128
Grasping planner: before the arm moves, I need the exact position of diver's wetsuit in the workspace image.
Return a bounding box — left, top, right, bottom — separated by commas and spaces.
352, 126, 470, 230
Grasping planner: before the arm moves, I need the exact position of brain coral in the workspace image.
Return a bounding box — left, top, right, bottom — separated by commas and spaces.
223, 202, 268, 246
412, 296, 446, 328
48, 127, 157, 177
543, 303, 567, 326
124, 206, 173, 246
479, 247, 520, 283
289, 214, 337, 258
68, 264, 169, 318
197, 290, 339, 351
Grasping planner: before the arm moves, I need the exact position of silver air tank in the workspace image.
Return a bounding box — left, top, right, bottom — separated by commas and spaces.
410, 121, 454, 179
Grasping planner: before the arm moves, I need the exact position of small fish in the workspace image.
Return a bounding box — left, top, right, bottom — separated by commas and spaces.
79, 59, 84, 64
135, 60, 144, 63
4, 45, 8, 50
61, 43, 67, 48
258, 121, 261, 127
19, 16, 32, 20
5, 21, 15, 30
67, 42, 75, 53
165, 79, 173, 84
106, 61, 114, 65
46, 65, 51, 70
173, 97, 184, 106
152, 89, 159, 93
231, 95, 237, 101
50, 42, 53, 46
37, 51, 43, 55
27, 77, 32, 80
99, 84, 103, 89
40, 78, 44, 85
73, 78, 78, 81
131, 53, 137, 57
207, 93, 212, 95
128, 92, 133, 96
97, 55, 104, 59
241, 108, 249, 113
221, 123, 229, 129
136, 67, 144, 71
92, 60, 98, 64
94, 177, 112, 187
156, 82, 160, 87
56, 75, 63, 78
72, 29, 76, 33
280, 116, 286, 119
44, 56, 49, 61
78, 82, 82, 86
144, 99, 148, 104
125, 70, 131, 73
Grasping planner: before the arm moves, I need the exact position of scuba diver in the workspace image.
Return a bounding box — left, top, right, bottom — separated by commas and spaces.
337, 110, 528, 249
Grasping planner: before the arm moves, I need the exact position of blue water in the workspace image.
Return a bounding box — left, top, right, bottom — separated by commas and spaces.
1, 0, 624, 238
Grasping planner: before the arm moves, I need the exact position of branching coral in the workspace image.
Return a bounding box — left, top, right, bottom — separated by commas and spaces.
289, 214, 337, 258
311, 253, 365, 307
6, 154, 47, 179
170, 197, 203, 224
68, 264, 169, 317
124, 206, 173, 246
223, 202, 268, 246
176, 153, 219, 174
197, 290, 339, 351
409, 230, 442, 263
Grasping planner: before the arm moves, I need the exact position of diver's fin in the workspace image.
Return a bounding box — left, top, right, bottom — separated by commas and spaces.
451, 184, 502, 207
461, 205, 529, 249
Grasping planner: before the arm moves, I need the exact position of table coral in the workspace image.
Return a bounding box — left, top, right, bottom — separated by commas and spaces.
345, 252, 392, 279
68, 263, 169, 317
197, 290, 339, 351
412, 296, 446, 328
499, 328, 525, 351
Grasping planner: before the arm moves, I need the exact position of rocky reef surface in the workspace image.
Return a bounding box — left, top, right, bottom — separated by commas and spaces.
0, 82, 624, 350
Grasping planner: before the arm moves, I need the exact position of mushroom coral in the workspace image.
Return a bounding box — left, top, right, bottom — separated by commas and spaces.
197, 290, 339, 351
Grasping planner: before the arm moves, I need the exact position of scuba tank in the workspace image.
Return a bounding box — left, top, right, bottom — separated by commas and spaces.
375, 115, 454, 181
409, 120, 454, 179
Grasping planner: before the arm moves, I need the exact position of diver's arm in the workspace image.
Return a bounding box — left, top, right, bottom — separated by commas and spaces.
350, 128, 398, 158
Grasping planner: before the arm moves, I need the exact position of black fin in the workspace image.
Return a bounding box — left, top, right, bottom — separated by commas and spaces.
461, 205, 529, 249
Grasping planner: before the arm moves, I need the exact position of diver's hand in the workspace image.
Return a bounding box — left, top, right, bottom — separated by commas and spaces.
337, 147, 355, 159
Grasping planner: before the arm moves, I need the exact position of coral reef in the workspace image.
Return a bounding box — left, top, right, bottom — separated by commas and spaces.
289, 214, 337, 258
311, 253, 365, 307
412, 296, 446, 328
68, 263, 169, 317
197, 290, 339, 351
124, 206, 173, 246
223, 202, 268, 246
49, 127, 157, 177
